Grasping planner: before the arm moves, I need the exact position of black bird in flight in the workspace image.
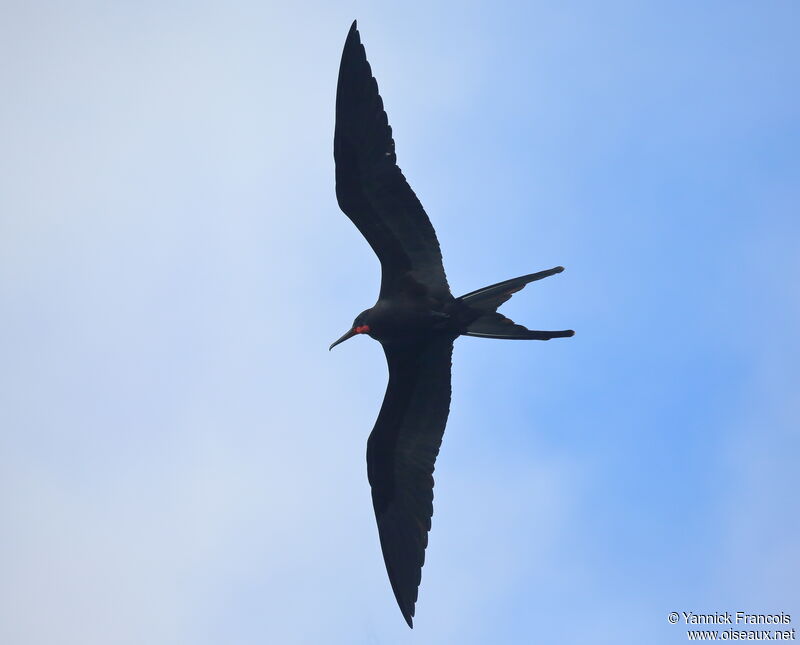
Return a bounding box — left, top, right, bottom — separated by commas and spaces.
330, 21, 573, 627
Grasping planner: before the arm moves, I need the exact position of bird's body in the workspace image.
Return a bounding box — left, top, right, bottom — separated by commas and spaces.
330, 21, 573, 627
361, 295, 452, 341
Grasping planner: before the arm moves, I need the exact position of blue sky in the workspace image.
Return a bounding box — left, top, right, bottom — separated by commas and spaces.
1, 2, 798, 643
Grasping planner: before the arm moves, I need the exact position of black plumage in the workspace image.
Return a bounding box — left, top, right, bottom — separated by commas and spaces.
330, 21, 573, 627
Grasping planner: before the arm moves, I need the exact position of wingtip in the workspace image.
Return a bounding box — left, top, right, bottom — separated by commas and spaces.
403, 611, 414, 628
566, 329, 575, 337
345, 20, 360, 47
554, 265, 565, 273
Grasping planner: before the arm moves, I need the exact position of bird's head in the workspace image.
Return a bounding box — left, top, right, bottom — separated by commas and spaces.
329, 310, 373, 350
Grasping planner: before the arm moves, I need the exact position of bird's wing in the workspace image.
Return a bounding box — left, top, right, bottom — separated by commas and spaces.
335, 21, 450, 300
367, 335, 454, 627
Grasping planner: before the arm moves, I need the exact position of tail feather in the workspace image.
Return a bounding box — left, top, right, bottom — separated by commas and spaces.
459, 267, 564, 310
457, 267, 573, 340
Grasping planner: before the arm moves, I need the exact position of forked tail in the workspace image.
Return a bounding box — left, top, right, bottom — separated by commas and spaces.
458, 267, 574, 340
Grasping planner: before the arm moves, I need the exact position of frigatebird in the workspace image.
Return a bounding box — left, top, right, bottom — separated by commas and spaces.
330, 21, 573, 627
